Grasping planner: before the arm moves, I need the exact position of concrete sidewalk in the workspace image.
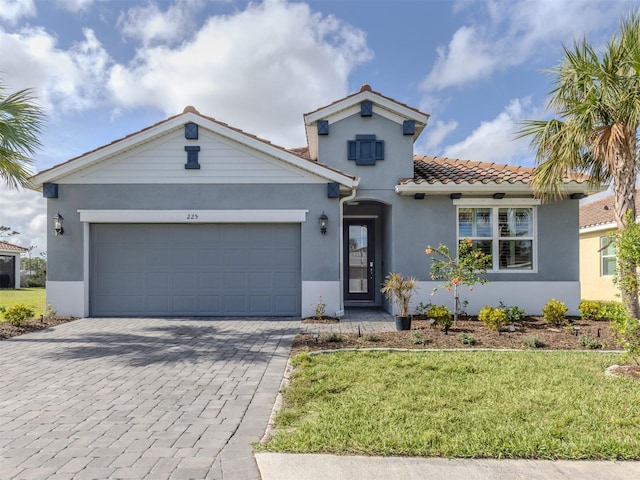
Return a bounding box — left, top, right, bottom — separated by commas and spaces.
255, 453, 640, 480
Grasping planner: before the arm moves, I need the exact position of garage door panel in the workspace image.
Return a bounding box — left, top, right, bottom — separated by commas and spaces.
90, 223, 300, 316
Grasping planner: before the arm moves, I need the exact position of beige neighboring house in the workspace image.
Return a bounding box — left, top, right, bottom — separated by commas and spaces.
0, 241, 28, 290
579, 191, 640, 301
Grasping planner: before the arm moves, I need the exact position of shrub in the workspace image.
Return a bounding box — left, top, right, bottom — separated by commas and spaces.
363, 333, 381, 342
498, 301, 527, 321
45, 304, 57, 320
414, 302, 432, 316
2, 304, 35, 327
478, 306, 509, 332
426, 305, 452, 332
578, 334, 604, 350
458, 332, 477, 345
410, 330, 425, 345
323, 332, 343, 343
578, 300, 606, 321
523, 336, 545, 348
542, 298, 568, 326
607, 303, 640, 364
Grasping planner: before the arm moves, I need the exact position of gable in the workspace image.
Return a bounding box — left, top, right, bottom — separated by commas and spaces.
57, 127, 328, 185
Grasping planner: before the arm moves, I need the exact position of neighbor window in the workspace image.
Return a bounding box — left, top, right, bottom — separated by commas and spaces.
457, 206, 535, 271
600, 237, 616, 277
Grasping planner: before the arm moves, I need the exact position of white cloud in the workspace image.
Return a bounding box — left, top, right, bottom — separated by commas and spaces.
56, 0, 99, 13
421, 119, 458, 153
421, 0, 629, 92
108, 0, 373, 147
118, 0, 204, 47
0, 26, 112, 114
442, 97, 536, 165
0, 188, 46, 256
0, 0, 35, 24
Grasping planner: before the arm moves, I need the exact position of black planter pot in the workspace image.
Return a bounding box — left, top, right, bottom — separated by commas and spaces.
395, 316, 412, 331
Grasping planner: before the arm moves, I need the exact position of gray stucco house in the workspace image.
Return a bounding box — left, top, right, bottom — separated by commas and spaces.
0, 241, 28, 289
31, 85, 591, 318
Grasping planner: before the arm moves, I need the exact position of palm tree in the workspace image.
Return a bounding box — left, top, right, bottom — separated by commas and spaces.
518, 11, 640, 317
0, 80, 45, 189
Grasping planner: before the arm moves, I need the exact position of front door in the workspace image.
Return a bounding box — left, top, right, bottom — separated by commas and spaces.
344, 219, 375, 302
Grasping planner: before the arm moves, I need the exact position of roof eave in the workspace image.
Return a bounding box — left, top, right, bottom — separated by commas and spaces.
394, 181, 598, 196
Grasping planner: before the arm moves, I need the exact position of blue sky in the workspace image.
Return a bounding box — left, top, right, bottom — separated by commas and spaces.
0, 0, 636, 255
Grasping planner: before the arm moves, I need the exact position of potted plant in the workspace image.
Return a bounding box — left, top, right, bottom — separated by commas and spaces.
381, 272, 418, 330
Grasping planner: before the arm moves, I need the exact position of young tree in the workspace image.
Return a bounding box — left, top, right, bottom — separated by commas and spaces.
0, 80, 45, 189
518, 11, 640, 318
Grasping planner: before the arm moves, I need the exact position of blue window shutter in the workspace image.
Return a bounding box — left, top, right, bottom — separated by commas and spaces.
317, 120, 329, 135
359, 139, 374, 164
184, 146, 201, 169
185, 123, 198, 139
403, 120, 415, 135
327, 182, 340, 198
361, 101, 373, 116
347, 140, 357, 160
43, 183, 58, 198
375, 140, 384, 160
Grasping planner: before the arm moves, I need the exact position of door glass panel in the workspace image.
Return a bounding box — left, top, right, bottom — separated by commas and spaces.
348, 225, 368, 294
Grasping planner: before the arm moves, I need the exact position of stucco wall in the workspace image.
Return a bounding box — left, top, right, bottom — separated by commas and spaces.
46, 183, 341, 284
580, 229, 618, 301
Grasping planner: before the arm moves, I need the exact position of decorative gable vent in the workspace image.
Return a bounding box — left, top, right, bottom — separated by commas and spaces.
185, 122, 198, 139
317, 120, 329, 135
327, 182, 340, 198
184, 146, 201, 169
43, 183, 59, 198
403, 120, 415, 135
347, 135, 384, 165
360, 101, 373, 117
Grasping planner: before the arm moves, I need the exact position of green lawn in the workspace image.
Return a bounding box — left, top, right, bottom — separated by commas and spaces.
0, 288, 46, 318
260, 350, 640, 459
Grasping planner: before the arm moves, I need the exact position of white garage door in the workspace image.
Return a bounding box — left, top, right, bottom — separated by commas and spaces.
90, 223, 301, 317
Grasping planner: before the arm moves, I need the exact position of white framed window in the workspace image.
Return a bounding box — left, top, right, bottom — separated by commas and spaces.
600, 236, 616, 277
457, 204, 536, 272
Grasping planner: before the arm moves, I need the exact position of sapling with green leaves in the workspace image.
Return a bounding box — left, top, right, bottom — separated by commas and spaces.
425, 238, 492, 324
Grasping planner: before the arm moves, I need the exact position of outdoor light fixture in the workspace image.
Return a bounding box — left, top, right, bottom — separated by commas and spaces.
319, 212, 328, 235
573, 325, 581, 336
313, 332, 320, 343
53, 212, 64, 236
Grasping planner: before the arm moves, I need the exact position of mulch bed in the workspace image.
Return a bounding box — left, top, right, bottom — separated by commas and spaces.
0, 317, 78, 340
293, 316, 623, 355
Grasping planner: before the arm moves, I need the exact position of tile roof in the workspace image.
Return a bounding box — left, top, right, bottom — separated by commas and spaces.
579, 189, 640, 229
402, 156, 590, 186
0, 241, 28, 253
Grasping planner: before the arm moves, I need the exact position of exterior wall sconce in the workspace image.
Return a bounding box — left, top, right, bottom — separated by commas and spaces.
53, 212, 64, 236
319, 212, 328, 235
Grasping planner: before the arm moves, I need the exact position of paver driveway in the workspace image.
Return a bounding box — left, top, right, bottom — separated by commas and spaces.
0, 317, 298, 480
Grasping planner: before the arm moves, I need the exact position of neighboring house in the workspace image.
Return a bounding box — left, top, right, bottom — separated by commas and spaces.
579, 190, 640, 301
0, 241, 28, 289
30, 85, 595, 318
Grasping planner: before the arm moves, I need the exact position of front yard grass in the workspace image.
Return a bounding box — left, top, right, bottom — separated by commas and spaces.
260, 350, 640, 459
0, 287, 46, 318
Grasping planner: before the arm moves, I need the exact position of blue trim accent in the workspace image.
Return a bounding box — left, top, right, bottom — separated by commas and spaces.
403, 120, 415, 135
185, 123, 198, 139
347, 135, 384, 165
327, 182, 340, 198
317, 120, 329, 135
184, 146, 201, 169
360, 101, 373, 116
43, 183, 58, 198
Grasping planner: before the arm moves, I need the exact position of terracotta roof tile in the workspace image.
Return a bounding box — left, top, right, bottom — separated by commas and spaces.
0, 241, 28, 253
403, 155, 589, 186
579, 189, 640, 229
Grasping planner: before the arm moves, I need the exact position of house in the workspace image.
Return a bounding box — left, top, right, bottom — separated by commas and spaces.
579, 191, 640, 301
30, 85, 594, 318
0, 241, 28, 289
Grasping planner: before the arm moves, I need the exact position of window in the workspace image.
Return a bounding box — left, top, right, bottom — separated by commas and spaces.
600, 237, 616, 276
457, 206, 535, 271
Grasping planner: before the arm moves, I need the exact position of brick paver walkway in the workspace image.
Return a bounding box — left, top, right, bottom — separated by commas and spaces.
0, 317, 299, 480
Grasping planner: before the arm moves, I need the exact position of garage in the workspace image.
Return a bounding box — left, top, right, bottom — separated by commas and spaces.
90, 223, 301, 317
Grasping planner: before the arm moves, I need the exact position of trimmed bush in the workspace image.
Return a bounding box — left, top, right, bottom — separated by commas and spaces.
542, 298, 568, 326
523, 336, 545, 348
426, 305, 452, 332
458, 332, 477, 345
478, 306, 509, 331
578, 300, 606, 321
2, 304, 35, 327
